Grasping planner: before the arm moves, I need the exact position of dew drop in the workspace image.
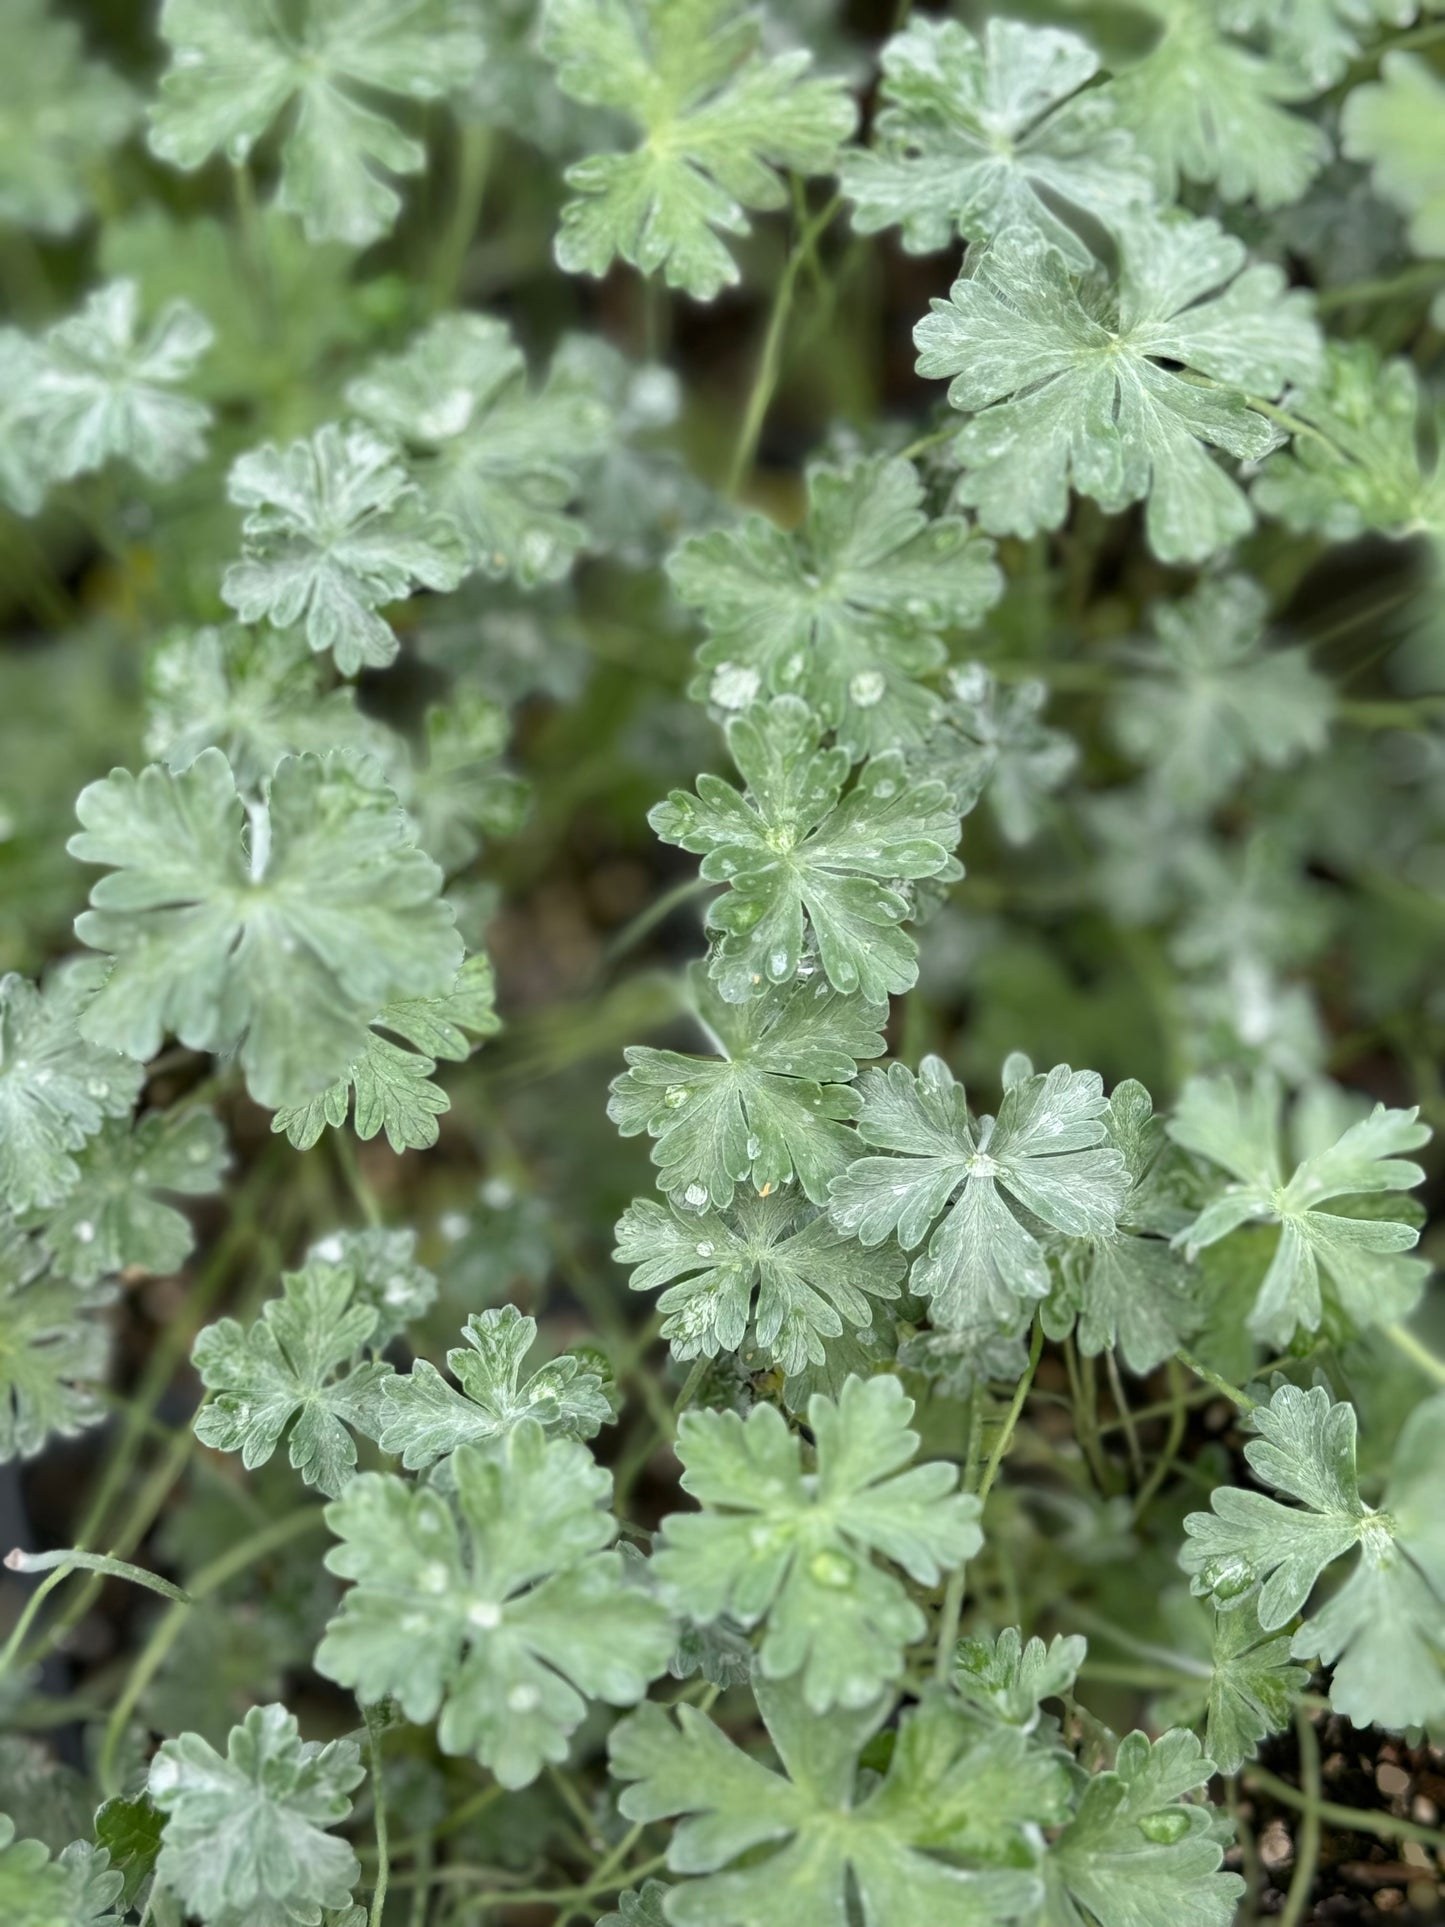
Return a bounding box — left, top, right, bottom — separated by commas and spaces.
468, 1598, 502, 1629
1201, 1555, 1256, 1604
710, 662, 761, 711
664, 1085, 691, 1109
74, 1220, 95, 1245
808, 1549, 856, 1590
695, 1241, 716, 1258
1138, 1810, 1191, 1846
683, 1183, 709, 1210
507, 1683, 541, 1712
849, 669, 886, 709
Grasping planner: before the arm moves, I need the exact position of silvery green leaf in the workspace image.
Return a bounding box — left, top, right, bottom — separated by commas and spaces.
315, 1426, 674, 1788
924, 664, 1076, 845
0, 1815, 123, 1927
0, 281, 212, 514
1225, 0, 1416, 92
1181, 1383, 1445, 1731
650, 695, 962, 1006
145, 625, 396, 793
1111, 578, 1333, 810
34, 1107, 228, 1287
379, 1304, 612, 1468
670, 454, 1000, 760
914, 213, 1322, 563
0, 1225, 113, 1463
829, 1056, 1128, 1331
222, 424, 466, 677
0, 960, 145, 1216
1343, 51, 1445, 267
542, 0, 857, 299
1169, 1073, 1429, 1347
1042, 1079, 1199, 1374
840, 17, 1153, 265
1045, 1727, 1244, 1927
611, 1675, 1056, 1922
192, 1259, 392, 1498
304, 1224, 436, 1347
70, 749, 463, 1112
346, 313, 612, 585
0, 0, 136, 236
1110, 0, 1330, 209
1153, 1590, 1308, 1777
1253, 340, 1445, 544
608, 964, 886, 1209
952, 1626, 1086, 1729
402, 694, 529, 876
148, 1704, 364, 1927
614, 1190, 903, 1379
270, 953, 498, 1153
655, 1374, 979, 1711
149, 0, 484, 246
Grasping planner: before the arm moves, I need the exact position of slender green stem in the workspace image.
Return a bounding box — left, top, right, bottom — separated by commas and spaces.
98, 1505, 328, 1797
1173, 1348, 1257, 1412
933, 1396, 984, 1680
726, 192, 842, 497
5, 1547, 188, 1604
673, 1356, 709, 1416
1317, 260, 1445, 312
1385, 1321, 1445, 1387
232, 160, 276, 337
1104, 1350, 1144, 1484
367, 1705, 391, 1927
0, 1565, 71, 1680
597, 874, 713, 975
334, 1130, 383, 1228
1277, 1710, 1322, 1927
978, 1317, 1043, 1502
897, 422, 955, 464
1132, 1358, 1188, 1524
431, 122, 493, 310
1244, 1763, 1445, 1854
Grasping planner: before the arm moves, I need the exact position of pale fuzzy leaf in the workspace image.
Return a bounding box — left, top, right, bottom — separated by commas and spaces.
150, 0, 484, 245
829, 1056, 1127, 1331
0, 960, 145, 1216
656, 1375, 979, 1712
608, 965, 886, 1209
346, 313, 612, 585
0, 1227, 112, 1463
1343, 52, 1445, 262
315, 1426, 674, 1788
222, 424, 465, 676
192, 1259, 391, 1497
614, 1191, 903, 1378
1046, 1727, 1244, 1927
70, 749, 462, 1113
0, 281, 211, 514
840, 16, 1153, 265
650, 696, 962, 1006
923, 664, 1076, 845
543, 0, 857, 299
610, 1675, 1057, 1923
914, 213, 1321, 563
35, 1107, 228, 1286
1110, 0, 1329, 209
270, 954, 498, 1153
0, 0, 136, 236
145, 625, 397, 793
379, 1304, 612, 1466
148, 1703, 364, 1927
671, 454, 1000, 760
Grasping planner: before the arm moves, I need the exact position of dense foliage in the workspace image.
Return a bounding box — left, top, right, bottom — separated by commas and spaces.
1, 2, 1444, 1923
